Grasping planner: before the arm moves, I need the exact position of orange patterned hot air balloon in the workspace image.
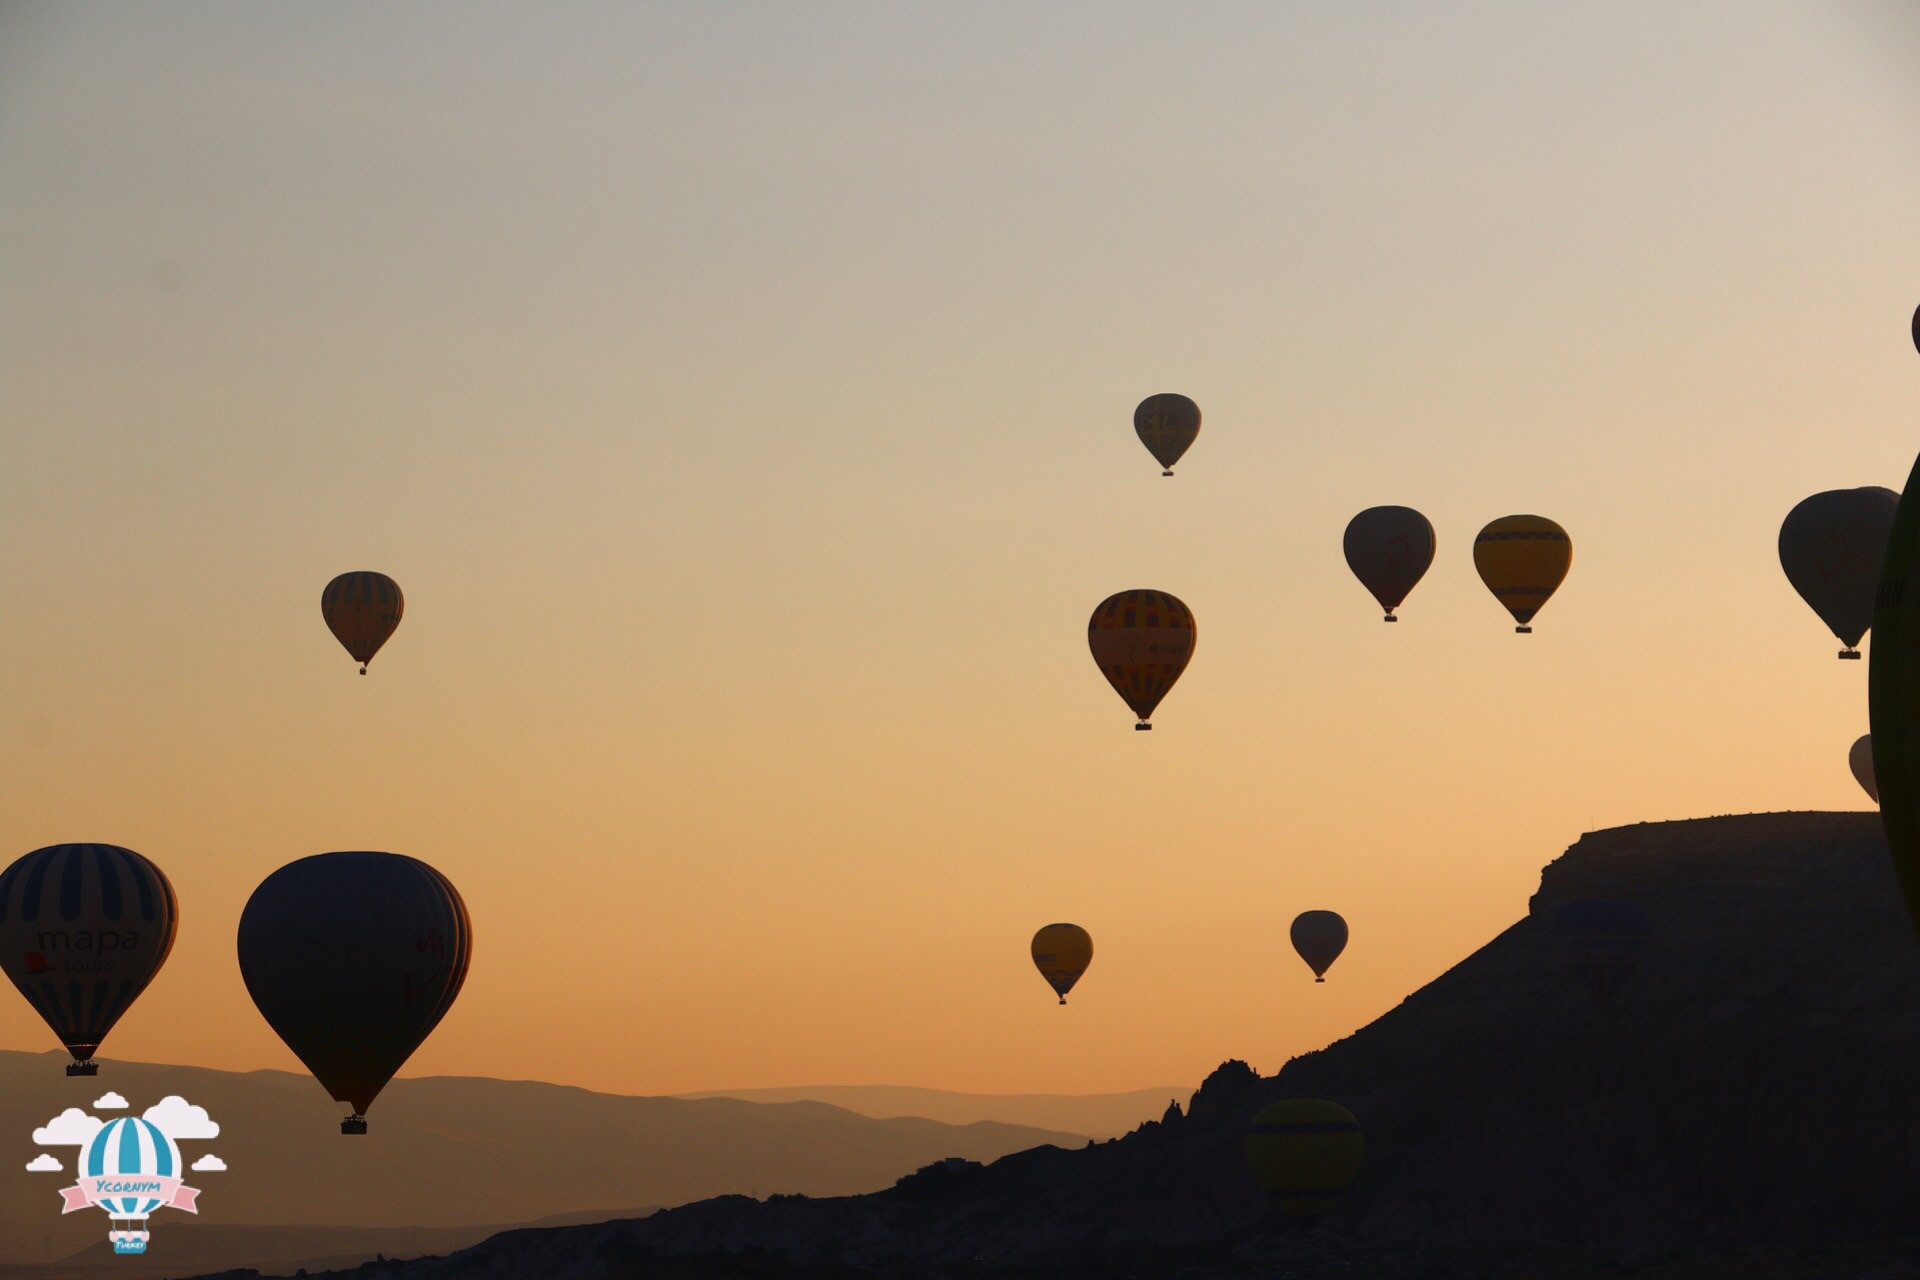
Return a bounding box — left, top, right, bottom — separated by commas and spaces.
1473, 516, 1570, 633
1088, 590, 1196, 729
322, 572, 404, 673
1030, 923, 1092, 1004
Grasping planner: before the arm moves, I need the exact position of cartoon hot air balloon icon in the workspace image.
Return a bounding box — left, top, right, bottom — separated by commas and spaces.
1778, 488, 1899, 659
1134, 394, 1200, 476
1030, 923, 1092, 1004
1343, 507, 1434, 622
1473, 515, 1570, 633
1289, 911, 1348, 983
238, 852, 471, 1134
69, 1116, 200, 1254
0, 844, 179, 1076
1551, 899, 1650, 1010
1244, 1099, 1365, 1218
1087, 590, 1196, 730
322, 572, 404, 673
1852, 734, 1878, 804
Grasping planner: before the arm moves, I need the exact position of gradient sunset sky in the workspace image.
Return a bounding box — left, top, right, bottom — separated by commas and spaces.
3, 2, 1919, 1099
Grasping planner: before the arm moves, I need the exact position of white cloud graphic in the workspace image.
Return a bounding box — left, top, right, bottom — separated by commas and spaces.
191, 1154, 226, 1172
34, 1108, 103, 1146
143, 1095, 218, 1140
26, 1154, 62, 1172
92, 1092, 128, 1110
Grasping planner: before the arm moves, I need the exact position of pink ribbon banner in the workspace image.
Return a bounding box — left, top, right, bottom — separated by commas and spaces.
60, 1176, 200, 1214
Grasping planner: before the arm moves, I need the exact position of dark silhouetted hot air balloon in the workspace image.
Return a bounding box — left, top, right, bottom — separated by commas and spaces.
1778, 488, 1899, 659
1088, 590, 1196, 729
1030, 923, 1092, 1004
1551, 899, 1649, 1010
1245, 1099, 1364, 1217
1343, 507, 1434, 622
0, 844, 178, 1076
1289, 911, 1348, 983
1911, 302, 1918, 356
1873, 463, 1920, 937
1852, 734, 1878, 804
238, 852, 471, 1133
322, 572, 404, 673
1473, 515, 1570, 633
1134, 394, 1200, 476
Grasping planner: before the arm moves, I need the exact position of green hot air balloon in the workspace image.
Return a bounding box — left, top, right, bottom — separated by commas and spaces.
1133, 394, 1200, 476
1245, 1099, 1365, 1218
1289, 911, 1348, 983
1780, 488, 1899, 659
238, 852, 472, 1134
1343, 507, 1435, 622
1871, 461, 1920, 937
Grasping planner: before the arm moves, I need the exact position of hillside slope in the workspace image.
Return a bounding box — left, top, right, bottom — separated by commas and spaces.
236, 812, 1920, 1278
672, 1085, 1185, 1139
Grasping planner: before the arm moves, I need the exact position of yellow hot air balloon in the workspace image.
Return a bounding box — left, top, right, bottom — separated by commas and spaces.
322, 572, 404, 673
1134, 394, 1200, 476
1087, 590, 1196, 730
1030, 923, 1092, 1004
1245, 1099, 1365, 1217
1473, 515, 1570, 633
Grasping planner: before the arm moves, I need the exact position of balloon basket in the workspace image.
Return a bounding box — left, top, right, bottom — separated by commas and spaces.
1515, 625, 1532, 634
341, 1116, 368, 1135
1134, 723, 1152, 731
1840, 649, 1861, 660
1162, 470, 1174, 477
1382, 614, 1397, 623
111, 1237, 148, 1256
67, 1061, 98, 1077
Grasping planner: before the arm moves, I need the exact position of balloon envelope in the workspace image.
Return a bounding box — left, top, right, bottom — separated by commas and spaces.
1551, 899, 1649, 1010
1851, 734, 1878, 803
1473, 516, 1570, 631
1289, 910, 1348, 981
0, 844, 178, 1072
1244, 1099, 1365, 1216
1030, 923, 1092, 1004
1778, 488, 1899, 655
237, 852, 471, 1125
1871, 463, 1920, 938
1343, 507, 1435, 620
322, 572, 404, 672
1133, 394, 1200, 475
1087, 590, 1196, 728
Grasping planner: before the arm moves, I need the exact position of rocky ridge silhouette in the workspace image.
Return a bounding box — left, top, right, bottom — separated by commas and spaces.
185, 812, 1920, 1278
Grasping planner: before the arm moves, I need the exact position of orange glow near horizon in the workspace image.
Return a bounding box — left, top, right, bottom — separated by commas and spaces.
2, 2, 1919, 1101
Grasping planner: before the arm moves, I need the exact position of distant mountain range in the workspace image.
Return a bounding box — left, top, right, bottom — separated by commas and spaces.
673, 1085, 1183, 1139
208, 812, 1920, 1279
0, 1051, 1091, 1275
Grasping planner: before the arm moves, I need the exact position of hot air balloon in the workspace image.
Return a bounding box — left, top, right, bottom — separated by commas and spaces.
237, 852, 471, 1133
1031, 923, 1092, 1004
322, 572, 404, 673
1245, 1099, 1365, 1217
77, 1116, 198, 1254
1343, 507, 1434, 622
1872, 461, 1920, 938
1910, 302, 1918, 356
1551, 899, 1649, 1010
1088, 590, 1196, 729
1778, 488, 1899, 659
1290, 911, 1348, 983
1473, 515, 1570, 633
1852, 734, 1878, 803
1134, 394, 1200, 476
0, 844, 178, 1076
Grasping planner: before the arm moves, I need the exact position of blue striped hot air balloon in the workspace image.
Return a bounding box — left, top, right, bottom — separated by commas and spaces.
82, 1117, 181, 1221
0, 844, 179, 1075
